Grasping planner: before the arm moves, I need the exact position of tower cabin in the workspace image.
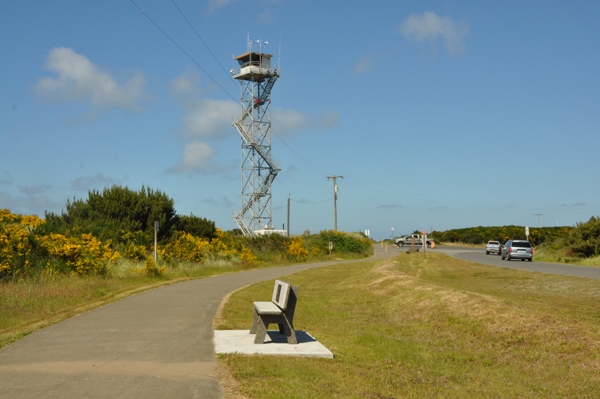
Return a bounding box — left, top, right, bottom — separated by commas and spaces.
232, 52, 278, 82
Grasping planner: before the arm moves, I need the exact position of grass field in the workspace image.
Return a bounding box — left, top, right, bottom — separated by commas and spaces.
216, 252, 600, 399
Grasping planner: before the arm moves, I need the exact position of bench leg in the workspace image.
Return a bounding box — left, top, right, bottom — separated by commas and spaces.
249, 309, 260, 334
281, 314, 298, 344
253, 315, 269, 344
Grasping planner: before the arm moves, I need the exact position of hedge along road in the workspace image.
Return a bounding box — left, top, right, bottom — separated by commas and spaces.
0, 245, 402, 399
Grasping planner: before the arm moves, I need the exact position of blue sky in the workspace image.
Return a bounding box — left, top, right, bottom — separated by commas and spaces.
2, 1, 599, 240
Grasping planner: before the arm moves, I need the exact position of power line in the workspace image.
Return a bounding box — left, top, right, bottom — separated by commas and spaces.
129, 0, 237, 102
272, 133, 331, 177
290, 197, 333, 204
170, 0, 238, 90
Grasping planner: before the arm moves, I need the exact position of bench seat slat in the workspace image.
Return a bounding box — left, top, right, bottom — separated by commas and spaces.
253, 301, 283, 315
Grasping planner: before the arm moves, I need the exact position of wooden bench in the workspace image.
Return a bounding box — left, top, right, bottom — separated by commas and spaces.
249, 280, 299, 344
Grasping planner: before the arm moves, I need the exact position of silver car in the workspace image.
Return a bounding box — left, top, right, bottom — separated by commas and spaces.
501, 240, 533, 262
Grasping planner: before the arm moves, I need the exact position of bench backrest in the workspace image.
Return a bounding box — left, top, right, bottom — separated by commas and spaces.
271, 280, 291, 310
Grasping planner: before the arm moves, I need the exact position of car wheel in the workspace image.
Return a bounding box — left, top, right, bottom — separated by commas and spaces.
521, 259, 525, 261
528, 258, 533, 262
486, 251, 489, 255
399, 242, 404, 247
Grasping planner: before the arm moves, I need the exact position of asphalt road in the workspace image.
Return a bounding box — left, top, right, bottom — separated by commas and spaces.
433, 245, 600, 280
0, 246, 396, 399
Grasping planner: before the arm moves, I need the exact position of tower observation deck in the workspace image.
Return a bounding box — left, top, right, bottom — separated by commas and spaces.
231, 45, 280, 236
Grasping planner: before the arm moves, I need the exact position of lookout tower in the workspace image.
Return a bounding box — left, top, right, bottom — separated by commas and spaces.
231, 40, 280, 236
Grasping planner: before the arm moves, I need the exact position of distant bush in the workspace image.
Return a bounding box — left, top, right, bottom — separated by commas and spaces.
433, 225, 572, 246
564, 216, 600, 258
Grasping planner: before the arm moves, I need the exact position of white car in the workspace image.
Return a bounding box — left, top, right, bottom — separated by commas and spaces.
485, 241, 501, 255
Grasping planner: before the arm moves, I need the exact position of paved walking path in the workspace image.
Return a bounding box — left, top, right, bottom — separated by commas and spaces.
0, 246, 399, 399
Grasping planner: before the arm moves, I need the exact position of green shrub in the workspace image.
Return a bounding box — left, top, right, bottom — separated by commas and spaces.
564, 216, 600, 258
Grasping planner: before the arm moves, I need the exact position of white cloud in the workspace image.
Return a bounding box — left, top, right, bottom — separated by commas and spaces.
168, 141, 221, 174
168, 69, 202, 100
207, 0, 239, 14
33, 47, 150, 111
399, 12, 469, 57
169, 71, 238, 140
17, 184, 51, 196
0, 171, 13, 185
180, 98, 239, 140
200, 195, 234, 209
376, 204, 402, 209
0, 191, 63, 216
70, 173, 121, 192
353, 55, 375, 76
273, 108, 339, 138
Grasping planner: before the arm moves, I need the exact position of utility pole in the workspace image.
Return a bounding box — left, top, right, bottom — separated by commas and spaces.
533, 213, 543, 228
327, 175, 343, 231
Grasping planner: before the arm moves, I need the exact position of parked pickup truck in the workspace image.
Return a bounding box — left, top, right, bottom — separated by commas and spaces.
395, 234, 434, 248
485, 241, 501, 255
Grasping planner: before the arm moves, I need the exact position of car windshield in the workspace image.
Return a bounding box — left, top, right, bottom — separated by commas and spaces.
512, 242, 531, 248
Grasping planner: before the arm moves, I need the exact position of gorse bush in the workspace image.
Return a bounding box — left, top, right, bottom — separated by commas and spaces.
0, 210, 39, 280
159, 231, 210, 263
141, 256, 165, 277
38, 233, 118, 276
286, 236, 308, 260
